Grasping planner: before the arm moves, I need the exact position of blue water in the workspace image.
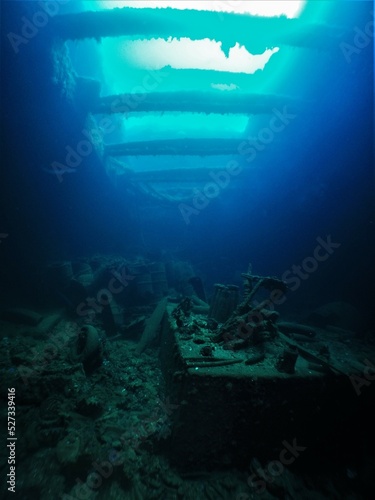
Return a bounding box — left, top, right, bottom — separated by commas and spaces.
0, 1, 374, 497
1, 1, 373, 313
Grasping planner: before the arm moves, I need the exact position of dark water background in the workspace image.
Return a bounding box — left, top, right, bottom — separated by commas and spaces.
1, 1, 373, 323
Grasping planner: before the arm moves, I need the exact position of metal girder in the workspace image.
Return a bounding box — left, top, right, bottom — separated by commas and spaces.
52, 8, 347, 53
106, 138, 244, 157
93, 92, 297, 116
